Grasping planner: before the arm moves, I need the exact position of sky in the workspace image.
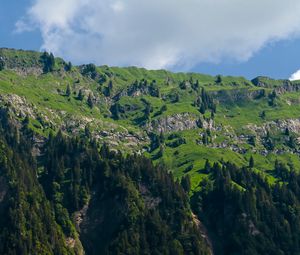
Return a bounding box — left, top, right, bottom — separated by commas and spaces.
1, 0, 300, 80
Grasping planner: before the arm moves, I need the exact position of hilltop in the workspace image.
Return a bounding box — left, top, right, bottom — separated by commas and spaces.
2, 48, 300, 254
1, 48, 300, 188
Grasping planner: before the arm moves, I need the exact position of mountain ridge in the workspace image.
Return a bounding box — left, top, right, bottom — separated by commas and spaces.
2, 47, 300, 254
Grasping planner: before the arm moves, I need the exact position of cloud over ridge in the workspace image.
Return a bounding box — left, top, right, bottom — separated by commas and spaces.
17, 0, 300, 69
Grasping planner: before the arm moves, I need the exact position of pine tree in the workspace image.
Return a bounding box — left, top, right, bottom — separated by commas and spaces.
64, 61, 72, 71
0, 57, 4, 71
87, 93, 94, 108
77, 89, 84, 101
285, 127, 290, 136
215, 75, 222, 83
248, 136, 256, 146
204, 159, 211, 173
49, 53, 55, 71
66, 84, 71, 97
40, 52, 55, 73
181, 175, 191, 193
200, 103, 206, 114
249, 156, 254, 168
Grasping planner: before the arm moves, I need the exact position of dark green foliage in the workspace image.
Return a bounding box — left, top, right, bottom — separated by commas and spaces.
64, 61, 72, 71
149, 80, 160, 97
179, 80, 187, 89
192, 161, 300, 255
202, 129, 211, 145
181, 174, 191, 193
66, 84, 71, 97
202, 159, 211, 174
285, 127, 290, 136
87, 93, 94, 108
161, 104, 167, 112
268, 90, 277, 106
200, 104, 206, 114
126, 79, 160, 98
77, 89, 84, 101
104, 80, 113, 97
81, 64, 97, 79
154, 104, 167, 117
40, 52, 55, 73
249, 156, 254, 168
0, 109, 210, 255
195, 88, 216, 114
142, 99, 153, 121
168, 90, 180, 103
192, 80, 200, 91
149, 132, 164, 152
0, 57, 4, 71
260, 110, 266, 119
287, 135, 296, 149
166, 136, 186, 148
0, 110, 72, 255
153, 145, 164, 159
40, 128, 209, 254
263, 131, 275, 151
215, 75, 222, 84
248, 136, 256, 146
110, 102, 121, 120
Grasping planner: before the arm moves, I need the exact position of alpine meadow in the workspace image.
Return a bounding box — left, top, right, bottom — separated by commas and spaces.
2, 1, 300, 254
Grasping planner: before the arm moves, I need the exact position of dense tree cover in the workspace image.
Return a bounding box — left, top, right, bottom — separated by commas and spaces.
40, 132, 209, 254
0, 110, 72, 255
3, 102, 300, 255
192, 161, 300, 255
0, 109, 210, 255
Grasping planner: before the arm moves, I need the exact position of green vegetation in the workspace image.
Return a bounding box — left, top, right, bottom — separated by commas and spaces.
2, 48, 300, 254
0, 109, 210, 255
192, 161, 300, 254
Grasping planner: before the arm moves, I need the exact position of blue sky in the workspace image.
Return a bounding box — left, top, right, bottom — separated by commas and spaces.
1, 0, 300, 80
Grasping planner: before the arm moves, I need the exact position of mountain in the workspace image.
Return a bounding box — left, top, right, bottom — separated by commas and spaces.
1, 48, 300, 254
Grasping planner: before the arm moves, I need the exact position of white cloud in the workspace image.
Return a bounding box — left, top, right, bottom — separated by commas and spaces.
289, 70, 300, 81
16, 0, 300, 69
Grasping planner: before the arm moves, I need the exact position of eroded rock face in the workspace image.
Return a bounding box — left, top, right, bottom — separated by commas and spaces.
146, 113, 210, 133
0, 94, 37, 118
0, 94, 148, 151
246, 118, 300, 136
12, 67, 43, 76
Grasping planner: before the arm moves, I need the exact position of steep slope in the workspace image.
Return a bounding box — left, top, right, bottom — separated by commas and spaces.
0, 110, 75, 255
3, 48, 300, 254
2, 48, 300, 189
0, 108, 211, 255
191, 161, 300, 255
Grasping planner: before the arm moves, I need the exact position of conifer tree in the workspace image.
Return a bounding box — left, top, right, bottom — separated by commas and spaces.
249, 156, 254, 168
66, 84, 71, 97
0, 57, 4, 71
78, 89, 84, 101
87, 93, 94, 108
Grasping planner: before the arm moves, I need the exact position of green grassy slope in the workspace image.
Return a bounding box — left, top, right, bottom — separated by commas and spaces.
1, 48, 300, 190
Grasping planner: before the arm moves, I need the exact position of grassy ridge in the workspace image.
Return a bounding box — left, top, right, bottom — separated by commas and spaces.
1, 48, 300, 190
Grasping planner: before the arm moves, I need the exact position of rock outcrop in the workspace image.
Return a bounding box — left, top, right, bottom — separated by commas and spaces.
145, 113, 207, 133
